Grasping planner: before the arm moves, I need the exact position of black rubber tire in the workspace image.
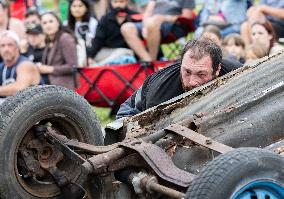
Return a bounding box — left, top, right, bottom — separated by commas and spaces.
0, 85, 104, 199
185, 147, 284, 199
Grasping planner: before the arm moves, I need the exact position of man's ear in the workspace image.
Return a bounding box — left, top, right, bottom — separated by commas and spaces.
214, 63, 222, 77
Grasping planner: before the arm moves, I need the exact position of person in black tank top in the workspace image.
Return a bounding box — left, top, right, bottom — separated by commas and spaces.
0, 30, 40, 98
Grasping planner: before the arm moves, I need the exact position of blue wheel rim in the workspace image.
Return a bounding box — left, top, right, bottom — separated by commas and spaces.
231, 180, 284, 199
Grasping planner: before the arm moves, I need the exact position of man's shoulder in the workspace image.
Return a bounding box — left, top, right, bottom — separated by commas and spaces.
147, 62, 180, 83
17, 59, 36, 70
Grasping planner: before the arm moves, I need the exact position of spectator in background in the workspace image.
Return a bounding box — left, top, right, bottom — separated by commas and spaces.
250, 21, 284, 55
200, 26, 243, 76
195, 0, 248, 38
201, 25, 222, 46
68, 0, 98, 48
121, 0, 196, 61
40, 12, 77, 89
241, 0, 284, 46
0, 30, 40, 100
87, 0, 138, 66
93, 0, 109, 20
0, 1, 26, 39
245, 42, 268, 64
24, 7, 41, 28
222, 33, 245, 63
23, 24, 45, 63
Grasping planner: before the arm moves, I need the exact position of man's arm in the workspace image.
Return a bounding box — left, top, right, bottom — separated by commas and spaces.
0, 61, 40, 96
258, 5, 284, 19
116, 88, 143, 119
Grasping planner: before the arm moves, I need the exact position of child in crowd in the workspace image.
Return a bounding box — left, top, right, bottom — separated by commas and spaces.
67, 0, 98, 47
245, 43, 268, 64
201, 25, 222, 46
223, 33, 245, 63
23, 24, 46, 63
87, 0, 138, 66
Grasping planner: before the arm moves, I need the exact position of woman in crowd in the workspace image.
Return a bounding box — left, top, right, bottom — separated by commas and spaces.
39, 12, 77, 89
250, 21, 284, 55
67, 0, 97, 47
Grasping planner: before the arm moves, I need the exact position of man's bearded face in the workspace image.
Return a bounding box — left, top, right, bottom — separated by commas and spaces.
180, 50, 217, 92
0, 37, 19, 65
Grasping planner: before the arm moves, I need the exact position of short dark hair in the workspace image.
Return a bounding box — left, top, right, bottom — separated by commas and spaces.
223, 33, 245, 48
181, 39, 222, 72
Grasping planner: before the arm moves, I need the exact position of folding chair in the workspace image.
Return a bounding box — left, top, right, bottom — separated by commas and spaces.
75, 61, 172, 111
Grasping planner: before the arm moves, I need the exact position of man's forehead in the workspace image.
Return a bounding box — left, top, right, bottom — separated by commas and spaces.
0, 37, 17, 46
182, 51, 212, 69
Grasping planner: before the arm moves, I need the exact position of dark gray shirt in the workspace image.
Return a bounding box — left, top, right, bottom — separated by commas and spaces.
153, 0, 195, 15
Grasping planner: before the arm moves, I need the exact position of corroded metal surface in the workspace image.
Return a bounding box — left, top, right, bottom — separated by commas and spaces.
165, 124, 234, 154
120, 139, 195, 187
124, 52, 284, 137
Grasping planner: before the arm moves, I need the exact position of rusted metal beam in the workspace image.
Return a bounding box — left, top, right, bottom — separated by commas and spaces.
120, 139, 195, 188
139, 175, 185, 199
46, 129, 119, 154
83, 148, 127, 174
165, 124, 234, 154
145, 181, 185, 199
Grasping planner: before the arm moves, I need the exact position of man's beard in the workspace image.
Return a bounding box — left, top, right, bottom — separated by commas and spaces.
113, 7, 128, 14
181, 80, 193, 92
2, 53, 17, 66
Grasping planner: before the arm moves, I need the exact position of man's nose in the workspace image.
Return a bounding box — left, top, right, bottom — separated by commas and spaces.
188, 77, 199, 87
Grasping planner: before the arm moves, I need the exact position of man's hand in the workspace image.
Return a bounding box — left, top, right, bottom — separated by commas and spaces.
247, 6, 266, 24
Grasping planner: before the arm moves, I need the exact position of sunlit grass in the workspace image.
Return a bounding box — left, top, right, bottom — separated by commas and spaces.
92, 107, 115, 128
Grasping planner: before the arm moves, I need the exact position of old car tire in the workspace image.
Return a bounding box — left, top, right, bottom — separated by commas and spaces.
0, 85, 104, 199
185, 147, 284, 199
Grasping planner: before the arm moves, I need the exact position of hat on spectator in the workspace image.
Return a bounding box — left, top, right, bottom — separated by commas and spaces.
0, 30, 21, 47
26, 24, 43, 34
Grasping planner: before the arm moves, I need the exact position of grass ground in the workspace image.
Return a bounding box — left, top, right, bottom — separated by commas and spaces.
93, 107, 115, 127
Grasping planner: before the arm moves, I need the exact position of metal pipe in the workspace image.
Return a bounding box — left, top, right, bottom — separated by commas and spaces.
134, 173, 186, 199
147, 181, 185, 199
83, 148, 126, 174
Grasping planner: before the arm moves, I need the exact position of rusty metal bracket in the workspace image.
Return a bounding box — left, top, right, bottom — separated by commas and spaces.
165, 124, 234, 154
45, 129, 119, 154
120, 139, 195, 188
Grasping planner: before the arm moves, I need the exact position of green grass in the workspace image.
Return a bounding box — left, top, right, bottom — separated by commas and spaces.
93, 107, 115, 127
